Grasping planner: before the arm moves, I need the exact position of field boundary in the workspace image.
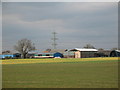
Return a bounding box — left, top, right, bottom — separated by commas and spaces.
1, 57, 119, 65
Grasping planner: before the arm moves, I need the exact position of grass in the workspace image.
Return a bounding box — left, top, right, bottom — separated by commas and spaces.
2, 57, 119, 88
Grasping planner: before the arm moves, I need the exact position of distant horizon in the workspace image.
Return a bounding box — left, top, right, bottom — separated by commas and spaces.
2, 44, 119, 54
2, 2, 118, 52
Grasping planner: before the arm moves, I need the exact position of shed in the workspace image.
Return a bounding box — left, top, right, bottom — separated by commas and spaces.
53, 52, 64, 58
69, 48, 98, 58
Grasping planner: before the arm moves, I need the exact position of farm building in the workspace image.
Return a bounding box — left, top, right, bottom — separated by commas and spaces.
0, 50, 21, 59
53, 52, 64, 58
0, 54, 16, 59
96, 49, 111, 57
33, 49, 67, 58
42, 49, 67, 58
0, 53, 21, 59
63, 51, 75, 58
34, 53, 54, 58
34, 52, 64, 58
69, 48, 98, 58
110, 50, 120, 57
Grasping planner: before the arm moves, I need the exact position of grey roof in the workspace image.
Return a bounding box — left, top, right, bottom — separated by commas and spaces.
46, 49, 67, 53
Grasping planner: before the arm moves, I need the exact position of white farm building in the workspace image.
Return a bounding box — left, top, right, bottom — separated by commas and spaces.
69, 48, 98, 58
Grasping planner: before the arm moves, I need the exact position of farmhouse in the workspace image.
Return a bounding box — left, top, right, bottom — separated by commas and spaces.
69, 48, 98, 58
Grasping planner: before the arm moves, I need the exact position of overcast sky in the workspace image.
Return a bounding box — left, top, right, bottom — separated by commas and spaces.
2, 2, 118, 52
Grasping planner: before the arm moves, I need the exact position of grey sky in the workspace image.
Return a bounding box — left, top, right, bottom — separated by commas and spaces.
2, 2, 118, 52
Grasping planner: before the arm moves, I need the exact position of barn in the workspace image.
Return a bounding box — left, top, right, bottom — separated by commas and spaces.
110, 50, 120, 57
69, 48, 98, 58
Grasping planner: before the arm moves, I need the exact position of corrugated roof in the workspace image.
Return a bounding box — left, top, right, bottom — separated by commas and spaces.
43, 49, 66, 53
115, 50, 120, 52
72, 48, 98, 51
37, 53, 54, 54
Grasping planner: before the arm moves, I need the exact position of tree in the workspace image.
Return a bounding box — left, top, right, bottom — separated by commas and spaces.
46, 49, 51, 52
2, 50, 11, 54
83, 44, 95, 49
111, 48, 118, 50
98, 48, 104, 51
14, 39, 35, 58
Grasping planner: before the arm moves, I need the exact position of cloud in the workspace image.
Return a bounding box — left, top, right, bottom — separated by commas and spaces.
2, 2, 118, 51
63, 2, 117, 12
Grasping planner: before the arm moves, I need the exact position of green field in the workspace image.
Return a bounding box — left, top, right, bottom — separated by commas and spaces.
2, 58, 119, 88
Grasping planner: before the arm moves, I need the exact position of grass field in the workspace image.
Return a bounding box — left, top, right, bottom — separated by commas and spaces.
2, 57, 119, 88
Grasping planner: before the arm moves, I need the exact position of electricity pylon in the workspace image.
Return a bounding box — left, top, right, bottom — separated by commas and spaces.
51, 32, 58, 49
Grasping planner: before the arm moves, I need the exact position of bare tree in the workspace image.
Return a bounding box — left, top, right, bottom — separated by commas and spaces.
14, 39, 35, 58
83, 44, 95, 49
